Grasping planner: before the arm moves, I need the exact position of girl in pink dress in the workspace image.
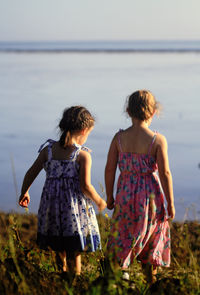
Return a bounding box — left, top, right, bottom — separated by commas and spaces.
105, 90, 175, 283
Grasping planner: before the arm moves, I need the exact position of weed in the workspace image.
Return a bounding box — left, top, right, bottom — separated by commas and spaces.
0, 212, 199, 294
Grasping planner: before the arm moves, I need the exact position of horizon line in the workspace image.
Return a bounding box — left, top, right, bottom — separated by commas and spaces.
0, 39, 200, 43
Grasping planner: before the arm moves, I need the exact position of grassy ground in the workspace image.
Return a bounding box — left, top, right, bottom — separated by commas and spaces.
0, 211, 200, 295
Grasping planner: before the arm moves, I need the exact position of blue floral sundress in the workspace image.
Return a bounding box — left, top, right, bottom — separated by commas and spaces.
36, 139, 101, 253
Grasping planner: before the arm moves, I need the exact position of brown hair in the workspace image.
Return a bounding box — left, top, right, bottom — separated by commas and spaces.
58, 106, 95, 147
126, 90, 160, 121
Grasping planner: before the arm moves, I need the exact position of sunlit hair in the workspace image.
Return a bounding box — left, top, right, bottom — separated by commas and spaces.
58, 106, 95, 147
126, 90, 161, 121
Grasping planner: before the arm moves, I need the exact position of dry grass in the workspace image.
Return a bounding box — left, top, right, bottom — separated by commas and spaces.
0, 211, 199, 295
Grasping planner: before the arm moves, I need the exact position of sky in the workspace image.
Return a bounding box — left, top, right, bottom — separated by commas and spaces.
0, 0, 200, 41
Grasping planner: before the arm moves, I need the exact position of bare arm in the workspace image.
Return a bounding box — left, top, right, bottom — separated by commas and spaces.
156, 135, 175, 219
79, 151, 106, 212
19, 148, 47, 207
104, 134, 118, 210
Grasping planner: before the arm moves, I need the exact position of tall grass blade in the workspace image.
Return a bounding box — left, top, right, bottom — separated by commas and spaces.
10, 153, 19, 208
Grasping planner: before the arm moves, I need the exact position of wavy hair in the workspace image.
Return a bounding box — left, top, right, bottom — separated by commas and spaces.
126, 90, 161, 121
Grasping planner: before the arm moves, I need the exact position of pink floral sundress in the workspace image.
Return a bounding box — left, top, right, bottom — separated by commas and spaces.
108, 130, 170, 268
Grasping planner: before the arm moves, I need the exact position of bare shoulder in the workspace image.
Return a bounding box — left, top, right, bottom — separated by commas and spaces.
38, 146, 48, 162
155, 133, 168, 150
118, 127, 131, 137
112, 131, 120, 143
77, 149, 92, 164
108, 131, 121, 153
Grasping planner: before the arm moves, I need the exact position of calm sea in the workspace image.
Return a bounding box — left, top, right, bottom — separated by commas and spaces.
0, 40, 200, 220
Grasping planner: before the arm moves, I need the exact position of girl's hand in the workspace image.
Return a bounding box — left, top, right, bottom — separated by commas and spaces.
107, 197, 115, 210
19, 192, 30, 208
167, 203, 175, 220
97, 199, 107, 212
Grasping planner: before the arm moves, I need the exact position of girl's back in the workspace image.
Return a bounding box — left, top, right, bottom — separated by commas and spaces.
41, 140, 80, 178
117, 126, 157, 157
117, 128, 158, 177
50, 142, 78, 160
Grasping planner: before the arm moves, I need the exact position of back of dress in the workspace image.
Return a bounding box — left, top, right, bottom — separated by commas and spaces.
108, 131, 171, 269
37, 139, 101, 253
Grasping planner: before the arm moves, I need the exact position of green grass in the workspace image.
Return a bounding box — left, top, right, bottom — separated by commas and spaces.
0, 211, 200, 295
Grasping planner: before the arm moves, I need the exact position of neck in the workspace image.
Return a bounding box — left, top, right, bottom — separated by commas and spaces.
71, 133, 83, 145
131, 118, 150, 128
62, 134, 82, 148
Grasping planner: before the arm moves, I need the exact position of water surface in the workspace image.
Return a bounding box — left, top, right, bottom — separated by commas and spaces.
0, 41, 200, 220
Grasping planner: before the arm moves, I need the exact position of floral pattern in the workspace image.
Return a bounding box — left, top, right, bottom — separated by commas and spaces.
37, 139, 101, 253
108, 133, 170, 268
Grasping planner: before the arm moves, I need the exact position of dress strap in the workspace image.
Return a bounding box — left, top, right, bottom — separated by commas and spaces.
38, 139, 55, 161
71, 143, 91, 161
148, 134, 157, 155
117, 129, 123, 152
81, 146, 92, 153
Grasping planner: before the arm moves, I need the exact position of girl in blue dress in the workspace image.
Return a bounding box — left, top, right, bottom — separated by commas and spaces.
19, 106, 106, 275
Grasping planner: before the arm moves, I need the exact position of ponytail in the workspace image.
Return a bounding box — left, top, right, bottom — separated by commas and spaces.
59, 130, 71, 147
